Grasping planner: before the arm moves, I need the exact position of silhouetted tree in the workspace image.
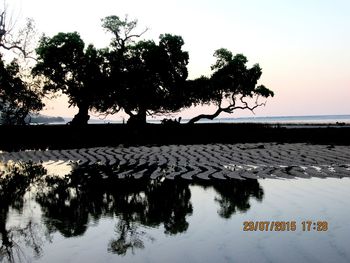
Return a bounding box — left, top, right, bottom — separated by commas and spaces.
33, 32, 107, 125
91, 15, 148, 118
102, 15, 148, 52
187, 49, 274, 124
117, 34, 189, 124
0, 57, 44, 124
0, 5, 37, 58
0, 5, 43, 125
99, 16, 189, 124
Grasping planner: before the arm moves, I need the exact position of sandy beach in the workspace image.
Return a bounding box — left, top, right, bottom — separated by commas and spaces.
1, 143, 349, 179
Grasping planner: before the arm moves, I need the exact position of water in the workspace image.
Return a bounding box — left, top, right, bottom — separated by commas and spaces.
206, 114, 350, 124
45, 114, 350, 125
104, 114, 350, 124
1, 161, 350, 263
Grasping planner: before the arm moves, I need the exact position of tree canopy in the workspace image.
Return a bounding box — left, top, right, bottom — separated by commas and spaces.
94, 16, 190, 124
33, 32, 107, 125
114, 34, 189, 124
0, 57, 43, 124
186, 48, 274, 124
0, 9, 37, 58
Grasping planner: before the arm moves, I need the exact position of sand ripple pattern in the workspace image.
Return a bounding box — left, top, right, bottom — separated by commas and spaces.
1, 143, 349, 180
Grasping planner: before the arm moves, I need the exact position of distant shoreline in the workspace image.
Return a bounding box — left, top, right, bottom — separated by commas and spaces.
55, 114, 350, 125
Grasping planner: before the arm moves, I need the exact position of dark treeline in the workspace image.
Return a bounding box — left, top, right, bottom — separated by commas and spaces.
0, 12, 274, 126
2, 123, 350, 151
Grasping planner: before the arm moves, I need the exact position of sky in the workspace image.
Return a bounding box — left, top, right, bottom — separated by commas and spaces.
6, 0, 350, 120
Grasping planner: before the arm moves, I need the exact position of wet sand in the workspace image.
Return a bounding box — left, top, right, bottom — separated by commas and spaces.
1, 143, 349, 179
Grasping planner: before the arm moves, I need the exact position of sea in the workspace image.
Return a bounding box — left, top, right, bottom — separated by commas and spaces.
79, 114, 350, 124
199, 114, 350, 124
34, 114, 350, 125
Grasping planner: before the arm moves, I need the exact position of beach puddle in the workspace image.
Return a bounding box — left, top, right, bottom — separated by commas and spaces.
1, 161, 350, 262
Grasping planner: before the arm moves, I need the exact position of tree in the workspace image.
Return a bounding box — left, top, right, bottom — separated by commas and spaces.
0, 57, 43, 124
110, 34, 189, 124
98, 16, 189, 124
33, 32, 107, 125
187, 48, 274, 124
0, 4, 43, 125
94, 15, 148, 120
0, 5, 37, 58
101, 15, 148, 52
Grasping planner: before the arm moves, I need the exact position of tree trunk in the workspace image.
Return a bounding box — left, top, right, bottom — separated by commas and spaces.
71, 102, 90, 125
137, 108, 147, 125
187, 107, 223, 124
126, 108, 147, 125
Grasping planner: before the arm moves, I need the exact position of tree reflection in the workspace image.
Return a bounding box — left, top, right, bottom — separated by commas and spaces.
1, 161, 264, 258
194, 179, 264, 218
108, 220, 150, 256
0, 161, 48, 263
35, 164, 193, 255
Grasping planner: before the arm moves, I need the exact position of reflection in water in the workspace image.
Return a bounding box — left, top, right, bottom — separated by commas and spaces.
108, 219, 153, 256
195, 180, 264, 218
0, 162, 49, 263
0, 162, 264, 260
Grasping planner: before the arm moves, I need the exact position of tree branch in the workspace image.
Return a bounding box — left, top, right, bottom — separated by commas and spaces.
187, 95, 267, 124
0, 12, 37, 59
1, 42, 26, 54
187, 106, 224, 124
124, 27, 148, 41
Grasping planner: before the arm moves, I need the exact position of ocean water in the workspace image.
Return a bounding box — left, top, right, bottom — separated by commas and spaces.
85, 114, 350, 124
40, 114, 350, 125
203, 114, 350, 124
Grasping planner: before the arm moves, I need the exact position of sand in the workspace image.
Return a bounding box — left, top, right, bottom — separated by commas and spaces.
0, 143, 349, 180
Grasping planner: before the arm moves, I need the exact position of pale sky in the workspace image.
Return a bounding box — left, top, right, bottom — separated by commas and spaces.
7, 0, 350, 120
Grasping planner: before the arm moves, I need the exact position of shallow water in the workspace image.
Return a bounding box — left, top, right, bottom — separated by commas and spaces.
1, 162, 350, 263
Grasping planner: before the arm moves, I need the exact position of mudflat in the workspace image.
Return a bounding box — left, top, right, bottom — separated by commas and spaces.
1, 143, 349, 179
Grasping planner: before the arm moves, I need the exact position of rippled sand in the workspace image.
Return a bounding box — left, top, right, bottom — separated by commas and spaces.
1, 143, 349, 179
